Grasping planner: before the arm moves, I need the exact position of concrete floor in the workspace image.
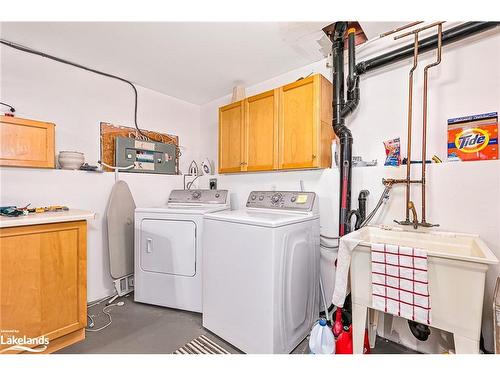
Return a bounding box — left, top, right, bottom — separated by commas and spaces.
58, 294, 416, 354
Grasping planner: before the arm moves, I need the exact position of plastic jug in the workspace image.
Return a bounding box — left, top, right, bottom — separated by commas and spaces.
309, 319, 335, 354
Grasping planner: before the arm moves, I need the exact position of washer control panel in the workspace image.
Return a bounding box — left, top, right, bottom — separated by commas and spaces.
246, 191, 316, 211
168, 189, 228, 204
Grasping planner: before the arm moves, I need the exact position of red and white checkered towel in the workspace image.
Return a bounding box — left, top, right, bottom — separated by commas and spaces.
371, 243, 431, 324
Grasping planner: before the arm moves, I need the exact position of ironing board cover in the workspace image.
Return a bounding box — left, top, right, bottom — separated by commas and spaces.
106, 180, 136, 279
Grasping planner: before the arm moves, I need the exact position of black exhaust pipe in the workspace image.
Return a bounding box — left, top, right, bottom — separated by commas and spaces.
356, 21, 499, 75
328, 22, 359, 236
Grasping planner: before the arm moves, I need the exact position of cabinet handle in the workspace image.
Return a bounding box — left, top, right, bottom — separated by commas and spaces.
312, 154, 317, 159
146, 238, 152, 253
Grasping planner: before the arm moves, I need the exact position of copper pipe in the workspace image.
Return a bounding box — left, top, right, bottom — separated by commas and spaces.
394, 21, 445, 40
403, 33, 420, 222
379, 21, 424, 38
421, 23, 443, 224
383, 178, 423, 186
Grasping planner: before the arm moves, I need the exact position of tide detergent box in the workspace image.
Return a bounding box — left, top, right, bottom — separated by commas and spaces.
447, 112, 498, 162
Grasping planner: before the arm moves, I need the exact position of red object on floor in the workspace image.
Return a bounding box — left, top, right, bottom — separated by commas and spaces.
335, 325, 371, 354
335, 325, 353, 354
364, 328, 371, 354
332, 308, 344, 337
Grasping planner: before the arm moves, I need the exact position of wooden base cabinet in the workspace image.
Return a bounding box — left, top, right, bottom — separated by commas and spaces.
0, 221, 87, 354
218, 74, 333, 173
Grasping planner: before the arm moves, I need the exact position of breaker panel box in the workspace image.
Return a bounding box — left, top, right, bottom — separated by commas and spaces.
115, 137, 176, 174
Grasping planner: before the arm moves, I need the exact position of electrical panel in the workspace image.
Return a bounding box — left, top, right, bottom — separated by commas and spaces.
115, 137, 176, 174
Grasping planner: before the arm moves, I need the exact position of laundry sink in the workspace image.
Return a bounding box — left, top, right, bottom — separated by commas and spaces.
345, 225, 498, 354
357, 225, 498, 264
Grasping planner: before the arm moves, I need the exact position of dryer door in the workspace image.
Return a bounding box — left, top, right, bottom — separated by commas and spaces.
140, 219, 196, 277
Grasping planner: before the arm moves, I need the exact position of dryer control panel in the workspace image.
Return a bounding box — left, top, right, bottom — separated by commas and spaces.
168, 189, 228, 204
246, 191, 316, 211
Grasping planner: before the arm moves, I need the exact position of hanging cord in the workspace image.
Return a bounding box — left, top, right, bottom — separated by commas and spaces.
320, 234, 340, 249
358, 185, 392, 228
0, 39, 148, 139
0, 101, 16, 113
186, 175, 200, 190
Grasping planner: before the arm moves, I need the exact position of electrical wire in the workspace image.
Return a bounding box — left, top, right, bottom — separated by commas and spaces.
86, 302, 122, 332
320, 233, 339, 249
320, 242, 339, 249
0, 101, 15, 113
87, 294, 118, 309
0, 39, 148, 139
320, 234, 340, 240
186, 175, 200, 190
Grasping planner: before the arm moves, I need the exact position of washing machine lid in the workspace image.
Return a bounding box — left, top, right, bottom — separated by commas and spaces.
204, 208, 318, 228
136, 204, 229, 215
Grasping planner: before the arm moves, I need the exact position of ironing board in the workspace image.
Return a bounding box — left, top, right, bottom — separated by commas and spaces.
106, 180, 135, 279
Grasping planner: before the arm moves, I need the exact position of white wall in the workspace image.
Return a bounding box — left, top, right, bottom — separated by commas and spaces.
198, 28, 500, 351
0, 44, 202, 301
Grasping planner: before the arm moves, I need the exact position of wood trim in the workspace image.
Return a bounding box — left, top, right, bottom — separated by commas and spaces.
319, 75, 334, 168
272, 88, 280, 170
45, 328, 85, 354
0, 115, 56, 128
278, 86, 285, 169
311, 75, 320, 168
7, 328, 85, 354
281, 74, 316, 92
240, 99, 247, 172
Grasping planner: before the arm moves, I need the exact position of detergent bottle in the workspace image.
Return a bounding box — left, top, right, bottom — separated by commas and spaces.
309, 319, 335, 354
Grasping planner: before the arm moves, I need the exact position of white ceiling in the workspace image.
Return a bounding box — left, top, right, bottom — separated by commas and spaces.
0, 22, 404, 105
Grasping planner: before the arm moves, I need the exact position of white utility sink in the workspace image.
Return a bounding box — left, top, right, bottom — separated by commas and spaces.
345, 225, 498, 354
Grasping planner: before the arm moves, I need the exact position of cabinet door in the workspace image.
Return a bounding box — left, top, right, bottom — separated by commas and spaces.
244, 89, 278, 171
0, 221, 86, 352
0, 115, 55, 168
219, 101, 245, 173
278, 76, 320, 169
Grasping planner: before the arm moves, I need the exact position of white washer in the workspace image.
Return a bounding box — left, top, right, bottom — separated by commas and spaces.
134, 189, 229, 312
202, 191, 320, 354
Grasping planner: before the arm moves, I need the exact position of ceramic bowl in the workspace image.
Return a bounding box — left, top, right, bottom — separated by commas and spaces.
58, 151, 85, 170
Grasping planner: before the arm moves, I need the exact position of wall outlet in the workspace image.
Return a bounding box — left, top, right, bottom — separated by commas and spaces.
209, 178, 217, 190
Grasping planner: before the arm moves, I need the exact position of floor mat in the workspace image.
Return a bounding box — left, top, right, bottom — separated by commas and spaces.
174, 335, 231, 354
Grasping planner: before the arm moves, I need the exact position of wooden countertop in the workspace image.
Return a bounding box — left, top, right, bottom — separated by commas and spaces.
0, 209, 95, 228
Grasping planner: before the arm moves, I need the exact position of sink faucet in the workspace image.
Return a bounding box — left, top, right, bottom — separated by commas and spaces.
408, 201, 419, 229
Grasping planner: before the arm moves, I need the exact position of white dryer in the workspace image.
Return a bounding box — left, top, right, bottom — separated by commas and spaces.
134, 189, 229, 312
202, 191, 320, 354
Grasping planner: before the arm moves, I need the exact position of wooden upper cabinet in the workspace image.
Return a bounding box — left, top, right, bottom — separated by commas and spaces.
244, 89, 279, 172
217, 74, 333, 173
279, 74, 333, 170
0, 115, 55, 168
219, 101, 245, 173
